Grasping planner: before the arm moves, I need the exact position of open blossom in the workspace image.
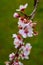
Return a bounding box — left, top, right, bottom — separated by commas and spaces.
19, 27, 33, 38
18, 17, 29, 29
23, 43, 32, 55
9, 53, 15, 61
12, 34, 23, 48
20, 51, 29, 60
20, 43, 32, 59
13, 61, 23, 65
18, 17, 37, 29
18, 17, 37, 38
16, 3, 28, 11
18, 17, 33, 29
18, 18, 33, 38
13, 12, 20, 18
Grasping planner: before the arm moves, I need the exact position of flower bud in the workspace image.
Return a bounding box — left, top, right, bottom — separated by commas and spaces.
13, 12, 20, 18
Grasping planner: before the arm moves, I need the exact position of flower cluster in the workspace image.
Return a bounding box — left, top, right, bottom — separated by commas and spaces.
5, 3, 38, 65
18, 17, 38, 38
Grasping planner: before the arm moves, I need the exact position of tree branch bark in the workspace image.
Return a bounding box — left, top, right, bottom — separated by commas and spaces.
30, 0, 39, 20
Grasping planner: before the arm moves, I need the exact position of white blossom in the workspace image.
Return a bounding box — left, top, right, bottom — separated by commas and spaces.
18, 18, 28, 29
19, 27, 33, 38
19, 29, 27, 38
18, 18, 33, 29
12, 34, 17, 38
20, 52, 29, 60
18, 18, 34, 38
13, 34, 23, 48
23, 43, 32, 55
16, 3, 28, 11
20, 43, 32, 60
9, 53, 15, 61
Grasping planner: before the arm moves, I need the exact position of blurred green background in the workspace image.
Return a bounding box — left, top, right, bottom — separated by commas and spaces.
0, 0, 43, 65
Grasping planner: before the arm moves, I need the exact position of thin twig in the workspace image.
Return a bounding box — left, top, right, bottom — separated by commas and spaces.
30, 0, 39, 20
20, 0, 39, 20
20, 11, 31, 19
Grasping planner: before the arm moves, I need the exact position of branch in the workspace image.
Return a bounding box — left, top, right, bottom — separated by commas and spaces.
5, 0, 39, 65
9, 44, 23, 65
30, 0, 39, 20
20, 0, 39, 20
9, 47, 19, 65
20, 11, 31, 19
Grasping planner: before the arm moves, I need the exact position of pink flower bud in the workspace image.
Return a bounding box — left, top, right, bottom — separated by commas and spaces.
13, 12, 20, 18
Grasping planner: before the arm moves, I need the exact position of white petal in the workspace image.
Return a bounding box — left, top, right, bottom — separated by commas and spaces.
20, 5, 24, 10
19, 29, 27, 38
16, 9, 20, 11
25, 56, 29, 59
27, 32, 33, 37
19, 62, 23, 65
12, 34, 17, 38
24, 51, 30, 55
24, 3, 28, 8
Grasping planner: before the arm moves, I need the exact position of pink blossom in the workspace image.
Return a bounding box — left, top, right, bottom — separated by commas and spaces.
19, 28, 33, 38
20, 43, 32, 59
18, 17, 28, 29
23, 43, 32, 55
9, 53, 15, 61
18, 18, 36, 29
18, 19, 36, 38
20, 52, 29, 60
16, 3, 28, 11
13, 61, 23, 65
12, 34, 23, 48
18, 18, 32, 28
18, 19, 37, 38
